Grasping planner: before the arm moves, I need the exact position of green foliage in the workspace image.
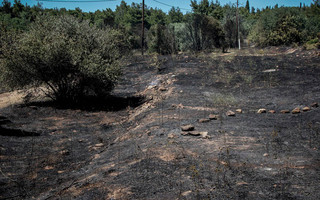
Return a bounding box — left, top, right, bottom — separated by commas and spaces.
249, 7, 310, 46
168, 7, 183, 23
1, 0, 320, 58
304, 38, 320, 50
147, 8, 167, 26
147, 24, 175, 55
184, 14, 225, 51
190, 0, 224, 20
245, 0, 250, 13
93, 9, 115, 29
267, 15, 303, 46
0, 15, 129, 103
222, 6, 237, 48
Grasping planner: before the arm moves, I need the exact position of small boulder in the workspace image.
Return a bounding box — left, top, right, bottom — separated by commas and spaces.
281, 110, 290, 114
236, 109, 242, 113
181, 125, 195, 131
311, 102, 318, 108
268, 110, 276, 114
226, 110, 235, 116
60, 150, 70, 156
199, 118, 210, 123
95, 143, 104, 148
263, 153, 269, 157
257, 109, 267, 114
302, 106, 310, 112
200, 131, 210, 139
181, 131, 208, 138
188, 131, 201, 136
29, 106, 38, 110
168, 133, 176, 139
209, 114, 218, 120
292, 108, 301, 114
159, 87, 167, 91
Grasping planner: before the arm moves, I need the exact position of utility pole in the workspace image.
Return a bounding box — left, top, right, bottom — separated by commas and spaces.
141, 0, 145, 55
236, 0, 241, 50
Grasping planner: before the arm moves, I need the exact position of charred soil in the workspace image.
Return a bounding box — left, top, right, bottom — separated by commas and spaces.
1, 47, 320, 199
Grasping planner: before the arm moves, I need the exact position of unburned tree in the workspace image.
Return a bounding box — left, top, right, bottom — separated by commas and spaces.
185, 14, 225, 51
0, 15, 129, 104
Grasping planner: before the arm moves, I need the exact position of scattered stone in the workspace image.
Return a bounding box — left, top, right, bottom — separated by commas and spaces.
209, 114, 218, 120
236, 181, 249, 186
220, 161, 228, 166
181, 124, 195, 131
159, 87, 167, 91
60, 150, 70, 156
181, 131, 208, 137
292, 108, 301, 114
262, 69, 278, 73
236, 109, 242, 113
263, 153, 269, 157
199, 118, 210, 123
200, 131, 209, 139
181, 190, 192, 197
268, 110, 276, 114
146, 130, 151, 136
167, 133, 176, 139
302, 106, 310, 112
95, 143, 104, 148
29, 106, 38, 110
311, 102, 318, 108
181, 132, 188, 136
257, 109, 267, 114
226, 110, 235, 116
281, 110, 290, 114
44, 166, 54, 170
188, 131, 201, 136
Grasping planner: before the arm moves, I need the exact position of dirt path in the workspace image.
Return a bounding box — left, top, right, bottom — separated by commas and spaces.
1, 47, 320, 199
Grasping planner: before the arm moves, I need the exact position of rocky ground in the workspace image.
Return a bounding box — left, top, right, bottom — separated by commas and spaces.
0, 47, 320, 199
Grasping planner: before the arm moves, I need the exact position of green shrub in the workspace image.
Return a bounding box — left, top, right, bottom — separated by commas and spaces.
0, 15, 129, 103
306, 38, 319, 44
304, 38, 320, 49
249, 8, 308, 46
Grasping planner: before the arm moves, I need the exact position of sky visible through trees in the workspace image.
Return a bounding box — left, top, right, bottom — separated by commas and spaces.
4, 0, 314, 13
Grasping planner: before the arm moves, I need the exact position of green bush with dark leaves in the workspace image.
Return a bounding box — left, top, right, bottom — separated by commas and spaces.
248, 7, 320, 46
0, 15, 129, 103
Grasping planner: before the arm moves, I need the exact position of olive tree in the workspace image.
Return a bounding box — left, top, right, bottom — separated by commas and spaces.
0, 15, 129, 103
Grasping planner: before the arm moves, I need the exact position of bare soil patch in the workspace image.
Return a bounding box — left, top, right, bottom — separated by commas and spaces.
1, 47, 320, 199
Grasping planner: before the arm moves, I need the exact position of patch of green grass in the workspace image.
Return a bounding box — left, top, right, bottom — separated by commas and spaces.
243, 74, 253, 85
210, 93, 237, 107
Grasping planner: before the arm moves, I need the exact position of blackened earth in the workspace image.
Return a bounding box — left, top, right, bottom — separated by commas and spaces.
0, 47, 320, 199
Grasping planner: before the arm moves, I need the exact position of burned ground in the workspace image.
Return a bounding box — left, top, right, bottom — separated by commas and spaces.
0, 47, 319, 199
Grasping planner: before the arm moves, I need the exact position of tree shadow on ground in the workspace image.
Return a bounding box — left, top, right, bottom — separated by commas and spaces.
24, 95, 146, 112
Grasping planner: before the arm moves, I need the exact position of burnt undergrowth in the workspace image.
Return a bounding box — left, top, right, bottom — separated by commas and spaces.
1, 48, 320, 199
